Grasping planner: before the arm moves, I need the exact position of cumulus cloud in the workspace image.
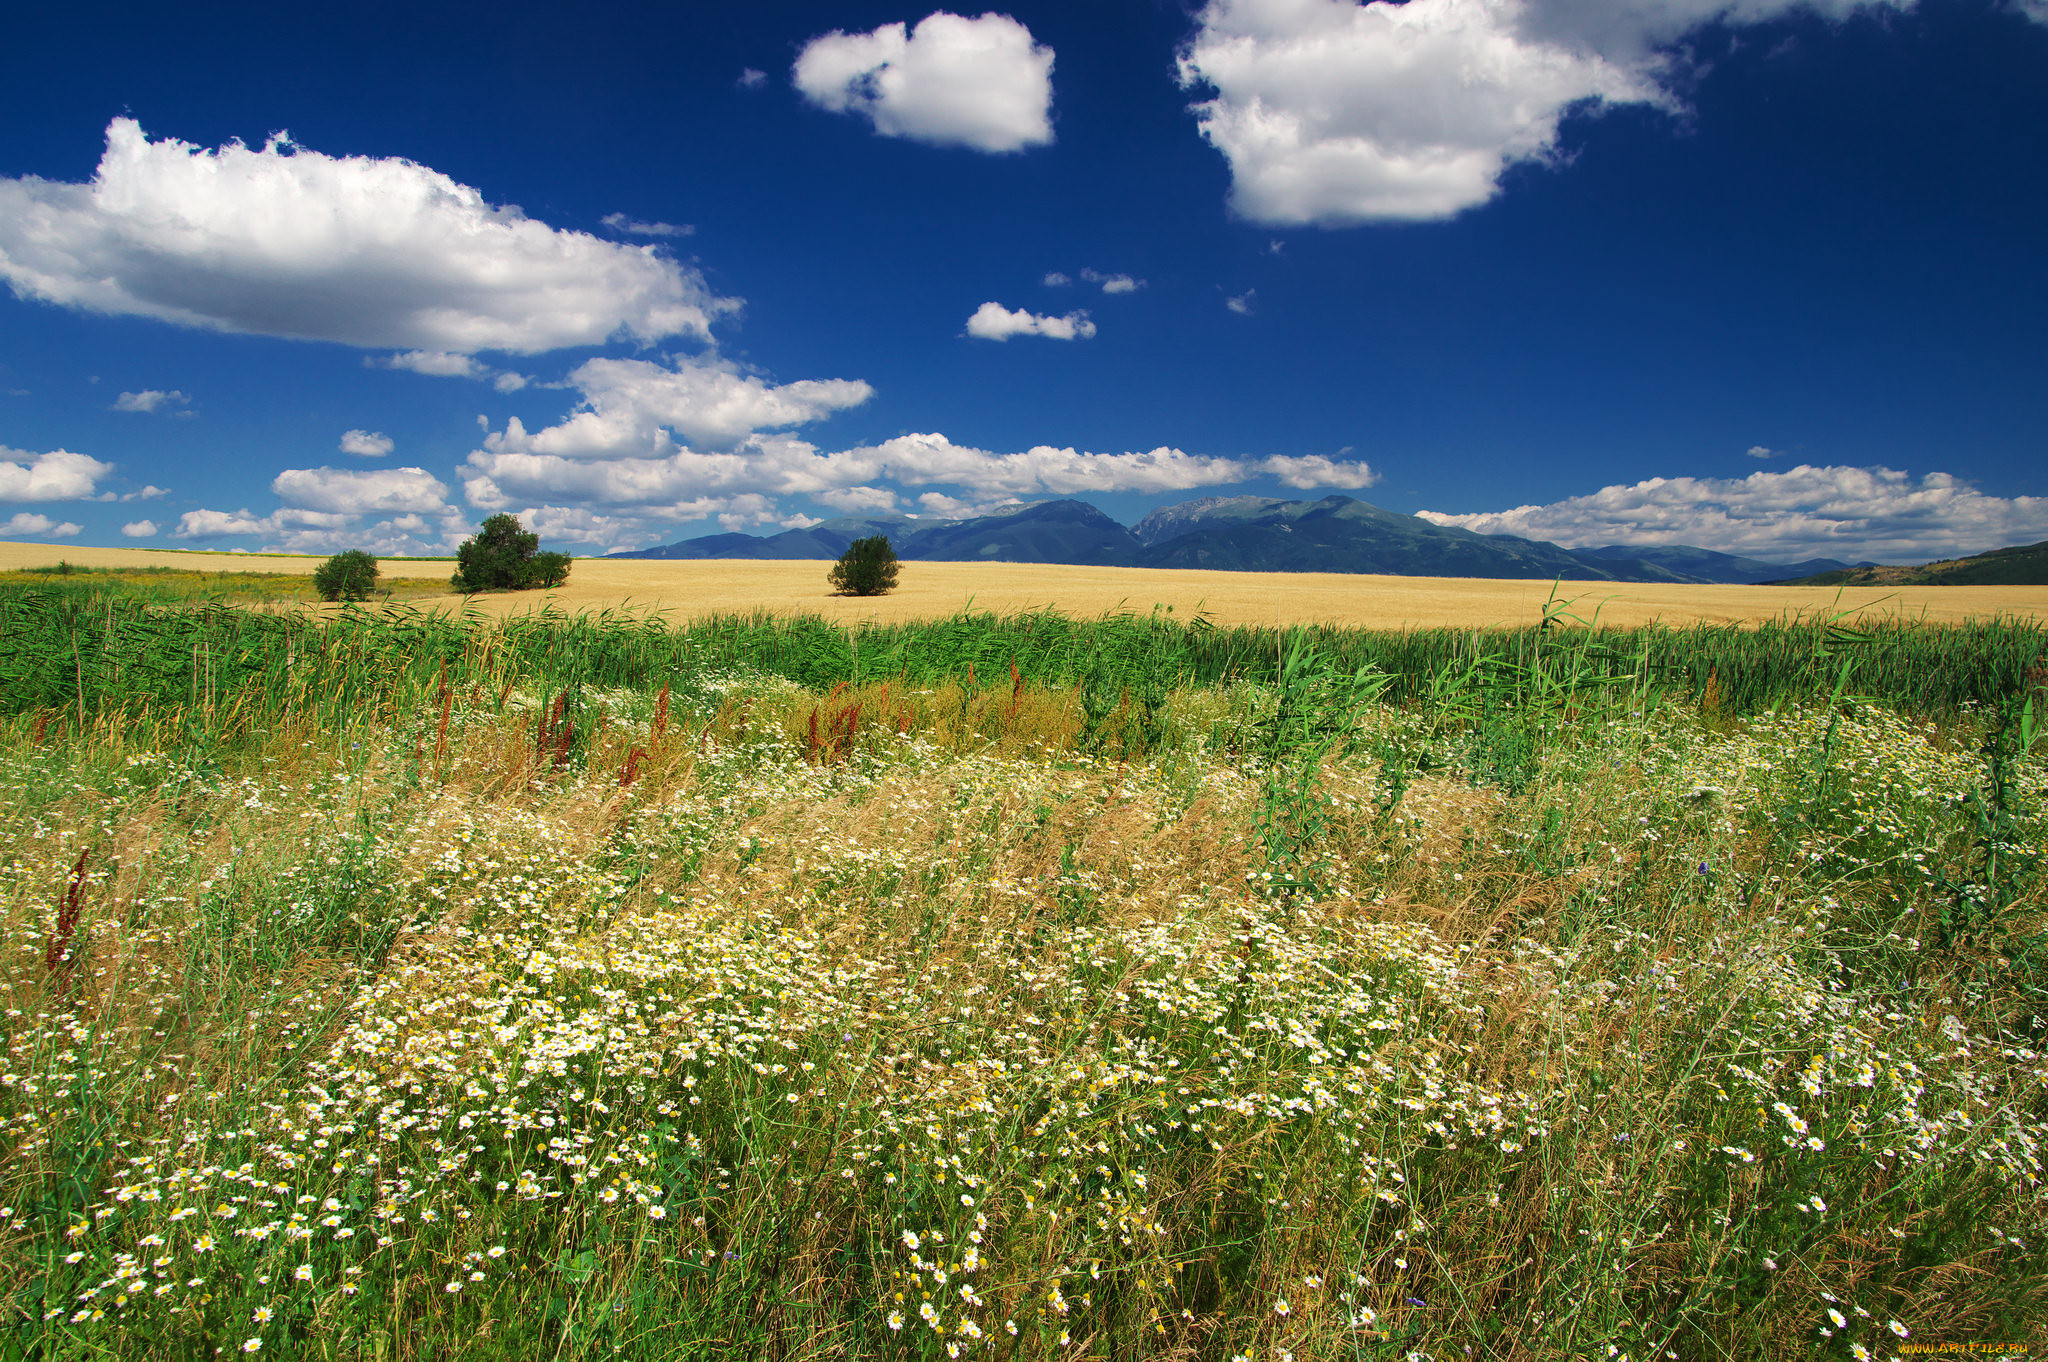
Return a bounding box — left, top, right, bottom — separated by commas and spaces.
1080, 268, 1144, 294
465, 425, 1375, 521
1264, 453, 1379, 489
0, 118, 739, 352
113, 388, 188, 413
601, 213, 692, 238
1043, 271, 1072, 287
272, 465, 450, 515
451, 352, 1378, 547
966, 302, 1097, 341
1177, 0, 1906, 225
121, 519, 158, 537
340, 429, 395, 458
738, 67, 770, 89
1, 512, 82, 537
174, 508, 268, 538
1417, 464, 2048, 562
371, 349, 531, 392
794, 11, 1055, 153
1226, 289, 1257, 315
0, 447, 113, 501
812, 485, 902, 514
486, 355, 874, 457
373, 350, 486, 379
174, 500, 469, 555
916, 491, 1020, 518
1747, 444, 1779, 459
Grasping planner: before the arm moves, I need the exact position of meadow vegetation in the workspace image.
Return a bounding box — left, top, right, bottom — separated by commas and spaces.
0, 579, 2043, 1360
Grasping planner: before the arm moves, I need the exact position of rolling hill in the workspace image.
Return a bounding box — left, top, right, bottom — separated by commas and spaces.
1771, 540, 2048, 587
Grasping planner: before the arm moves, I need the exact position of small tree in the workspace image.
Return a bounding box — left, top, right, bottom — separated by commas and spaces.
451, 514, 572, 593
829, 535, 899, 597
313, 549, 379, 602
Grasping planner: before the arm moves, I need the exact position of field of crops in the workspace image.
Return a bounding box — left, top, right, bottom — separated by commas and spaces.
7, 539, 2048, 630
0, 579, 2043, 1360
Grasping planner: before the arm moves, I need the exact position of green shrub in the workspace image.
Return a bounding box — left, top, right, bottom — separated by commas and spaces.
828, 535, 899, 597
312, 549, 379, 602
451, 515, 572, 593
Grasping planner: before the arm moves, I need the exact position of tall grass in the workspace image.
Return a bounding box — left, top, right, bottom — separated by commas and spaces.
0, 578, 2043, 1359
5, 583, 2044, 735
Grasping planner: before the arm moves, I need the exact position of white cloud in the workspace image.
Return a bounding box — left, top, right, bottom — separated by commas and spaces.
966, 302, 1097, 341
1516, 0, 1911, 61
0, 447, 113, 501
121, 519, 158, 537
1747, 444, 1778, 459
113, 388, 188, 413
1417, 464, 2048, 562
373, 350, 487, 378
466, 428, 1375, 515
122, 485, 169, 501
0, 118, 739, 353
1226, 289, 1257, 315
1080, 268, 1143, 294
174, 501, 470, 555
1, 512, 82, 537
455, 353, 1378, 546
812, 485, 902, 514
794, 11, 1056, 153
917, 490, 1015, 518
174, 508, 268, 538
601, 213, 693, 238
738, 67, 770, 89
372, 348, 531, 392
486, 354, 873, 457
340, 429, 395, 458
1043, 271, 1072, 287
1176, 0, 1906, 225
272, 465, 450, 515
1263, 453, 1379, 489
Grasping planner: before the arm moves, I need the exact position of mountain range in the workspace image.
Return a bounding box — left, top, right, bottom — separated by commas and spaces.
609, 494, 1853, 585
1769, 539, 2048, 587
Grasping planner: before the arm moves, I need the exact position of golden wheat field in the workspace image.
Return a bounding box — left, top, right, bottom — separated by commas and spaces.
6, 538, 2047, 628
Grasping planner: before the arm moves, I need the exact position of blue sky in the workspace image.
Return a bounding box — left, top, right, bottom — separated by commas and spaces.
2, 0, 2044, 564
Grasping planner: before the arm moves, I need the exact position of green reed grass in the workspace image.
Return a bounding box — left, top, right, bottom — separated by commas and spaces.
4, 582, 2044, 739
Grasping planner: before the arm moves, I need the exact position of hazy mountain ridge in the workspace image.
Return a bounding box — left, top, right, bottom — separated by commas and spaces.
1579, 544, 1852, 585
1769, 539, 2048, 587
610, 495, 1859, 584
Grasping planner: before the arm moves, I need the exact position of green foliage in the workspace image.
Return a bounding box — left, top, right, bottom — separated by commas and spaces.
312, 548, 380, 602
1252, 631, 1390, 890
827, 534, 899, 596
451, 513, 572, 593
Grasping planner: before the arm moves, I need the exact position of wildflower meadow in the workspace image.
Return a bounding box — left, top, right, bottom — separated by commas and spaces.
0, 578, 2042, 1360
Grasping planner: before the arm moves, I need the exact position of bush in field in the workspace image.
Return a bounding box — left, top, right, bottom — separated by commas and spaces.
313, 549, 379, 602
828, 535, 899, 597
451, 514, 571, 593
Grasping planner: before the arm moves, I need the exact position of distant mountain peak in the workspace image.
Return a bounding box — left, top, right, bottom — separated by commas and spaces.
1130, 495, 1288, 547
609, 492, 1853, 584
